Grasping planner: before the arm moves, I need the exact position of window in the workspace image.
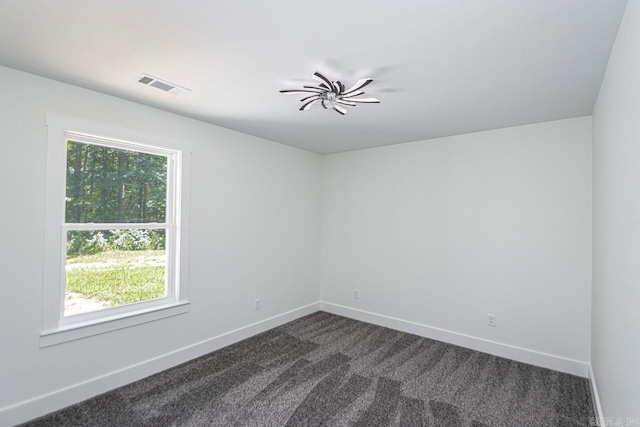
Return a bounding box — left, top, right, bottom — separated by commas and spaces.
42, 114, 190, 346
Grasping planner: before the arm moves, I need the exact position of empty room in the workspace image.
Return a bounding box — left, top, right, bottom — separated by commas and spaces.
0, 0, 638, 426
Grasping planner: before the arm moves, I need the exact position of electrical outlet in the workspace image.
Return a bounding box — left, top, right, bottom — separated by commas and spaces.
255, 298, 261, 311
353, 289, 360, 300
487, 314, 496, 327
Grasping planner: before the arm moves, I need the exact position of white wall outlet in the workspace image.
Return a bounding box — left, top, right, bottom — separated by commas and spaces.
353, 289, 360, 299
255, 298, 261, 311
487, 313, 496, 327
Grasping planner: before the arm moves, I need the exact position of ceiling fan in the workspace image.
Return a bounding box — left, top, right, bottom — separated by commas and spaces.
280, 71, 380, 115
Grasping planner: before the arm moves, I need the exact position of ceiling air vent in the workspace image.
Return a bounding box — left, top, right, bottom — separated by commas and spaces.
135, 73, 190, 95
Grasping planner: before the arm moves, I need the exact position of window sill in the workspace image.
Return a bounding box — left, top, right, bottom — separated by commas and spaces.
40, 302, 190, 347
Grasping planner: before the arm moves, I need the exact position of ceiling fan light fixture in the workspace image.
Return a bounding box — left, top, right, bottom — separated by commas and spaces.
324, 92, 338, 109
280, 71, 380, 115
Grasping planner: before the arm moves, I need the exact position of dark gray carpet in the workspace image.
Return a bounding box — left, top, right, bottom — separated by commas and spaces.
22, 312, 595, 426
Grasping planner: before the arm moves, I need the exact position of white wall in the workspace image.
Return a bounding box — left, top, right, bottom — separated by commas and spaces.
592, 0, 640, 418
0, 65, 321, 421
321, 117, 592, 363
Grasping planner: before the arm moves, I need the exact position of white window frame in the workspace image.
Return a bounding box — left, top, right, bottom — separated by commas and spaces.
41, 114, 191, 347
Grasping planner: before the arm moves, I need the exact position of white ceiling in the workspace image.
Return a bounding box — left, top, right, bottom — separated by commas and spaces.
0, 0, 628, 154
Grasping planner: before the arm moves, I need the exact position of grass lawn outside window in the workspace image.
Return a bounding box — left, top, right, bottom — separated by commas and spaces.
65, 249, 167, 315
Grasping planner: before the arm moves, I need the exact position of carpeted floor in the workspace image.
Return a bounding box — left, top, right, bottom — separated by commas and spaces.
22, 312, 595, 426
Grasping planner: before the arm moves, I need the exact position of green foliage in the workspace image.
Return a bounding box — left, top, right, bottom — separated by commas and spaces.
66, 140, 167, 224
110, 229, 165, 251
67, 229, 165, 256
66, 250, 166, 306
67, 230, 108, 256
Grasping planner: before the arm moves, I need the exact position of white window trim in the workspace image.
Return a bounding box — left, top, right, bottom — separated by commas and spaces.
41, 113, 191, 347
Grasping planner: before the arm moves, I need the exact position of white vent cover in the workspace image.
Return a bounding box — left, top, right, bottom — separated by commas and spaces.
135, 73, 190, 95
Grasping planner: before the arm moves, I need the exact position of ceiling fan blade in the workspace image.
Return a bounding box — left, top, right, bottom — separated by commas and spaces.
300, 94, 322, 102
339, 90, 365, 99
300, 98, 322, 111
346, 97, 380, 103
313, 72, 337, 92
333, 105, 347, 115
280, 89, 323, 94
342, 78, 373, 95
336, 100, 357, 106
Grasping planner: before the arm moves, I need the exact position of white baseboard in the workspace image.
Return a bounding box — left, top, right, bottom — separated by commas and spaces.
589, 364, 604, 424
320, 302, 590, 378
0, 302, 321, 427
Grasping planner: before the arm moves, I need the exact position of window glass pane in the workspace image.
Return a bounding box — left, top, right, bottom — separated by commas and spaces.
66, 140, 167, 223
64, 229, 167, 316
